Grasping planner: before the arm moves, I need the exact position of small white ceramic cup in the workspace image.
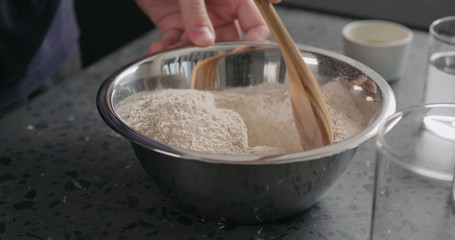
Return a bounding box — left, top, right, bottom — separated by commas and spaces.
342, 20, 413, 82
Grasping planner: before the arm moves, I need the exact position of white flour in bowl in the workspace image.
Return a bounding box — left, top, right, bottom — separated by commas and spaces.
116, 81, 366, 155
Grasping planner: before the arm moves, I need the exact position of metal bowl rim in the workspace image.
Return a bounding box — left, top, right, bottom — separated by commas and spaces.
96, 41, 396, 165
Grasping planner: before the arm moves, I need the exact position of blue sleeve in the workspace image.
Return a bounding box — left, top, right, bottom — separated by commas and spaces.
0, 0, 60, 86
0, 0, 79, 109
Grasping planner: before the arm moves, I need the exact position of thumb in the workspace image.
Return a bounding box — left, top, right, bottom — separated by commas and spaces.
178, 0, 215, 46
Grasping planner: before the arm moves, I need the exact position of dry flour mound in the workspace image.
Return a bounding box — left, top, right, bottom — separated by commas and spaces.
214, 83, 301, 153
320, 81, 366, 143
116, 89, 249, 154
116, 82, 366, 156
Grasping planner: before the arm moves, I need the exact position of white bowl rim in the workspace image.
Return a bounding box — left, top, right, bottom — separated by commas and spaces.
342, 20, 414, 48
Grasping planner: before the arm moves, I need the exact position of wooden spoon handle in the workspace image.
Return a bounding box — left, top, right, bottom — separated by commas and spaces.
254, 0, 308, 87
254, 0, 333, 148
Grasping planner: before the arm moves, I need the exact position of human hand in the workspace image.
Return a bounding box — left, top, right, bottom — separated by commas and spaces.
135, 0, 281, 53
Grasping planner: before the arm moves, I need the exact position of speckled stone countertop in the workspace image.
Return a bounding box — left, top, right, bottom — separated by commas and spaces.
0, 7, 429, 240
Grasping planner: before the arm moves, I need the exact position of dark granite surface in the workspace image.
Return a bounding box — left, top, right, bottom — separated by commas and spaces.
0, 7, 429, 240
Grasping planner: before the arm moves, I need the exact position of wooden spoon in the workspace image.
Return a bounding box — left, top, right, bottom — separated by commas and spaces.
191, 49, 241, 89
254, 0, 332, 149
191, 55, 221, 89
191, 45, 254, 89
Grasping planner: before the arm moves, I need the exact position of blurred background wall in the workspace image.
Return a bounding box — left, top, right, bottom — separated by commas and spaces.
282, 0, 455, 29
74, 0, 455, 68
74, 1, 154, 67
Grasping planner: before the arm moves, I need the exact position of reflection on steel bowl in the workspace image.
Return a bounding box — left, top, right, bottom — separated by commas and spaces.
96, 42, 395, 223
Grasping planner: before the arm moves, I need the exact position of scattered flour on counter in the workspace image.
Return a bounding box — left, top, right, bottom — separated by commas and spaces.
116, 82, 366, 155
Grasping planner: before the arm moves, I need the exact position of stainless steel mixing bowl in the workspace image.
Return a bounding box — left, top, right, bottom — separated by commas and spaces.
96, 42, 395, 223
